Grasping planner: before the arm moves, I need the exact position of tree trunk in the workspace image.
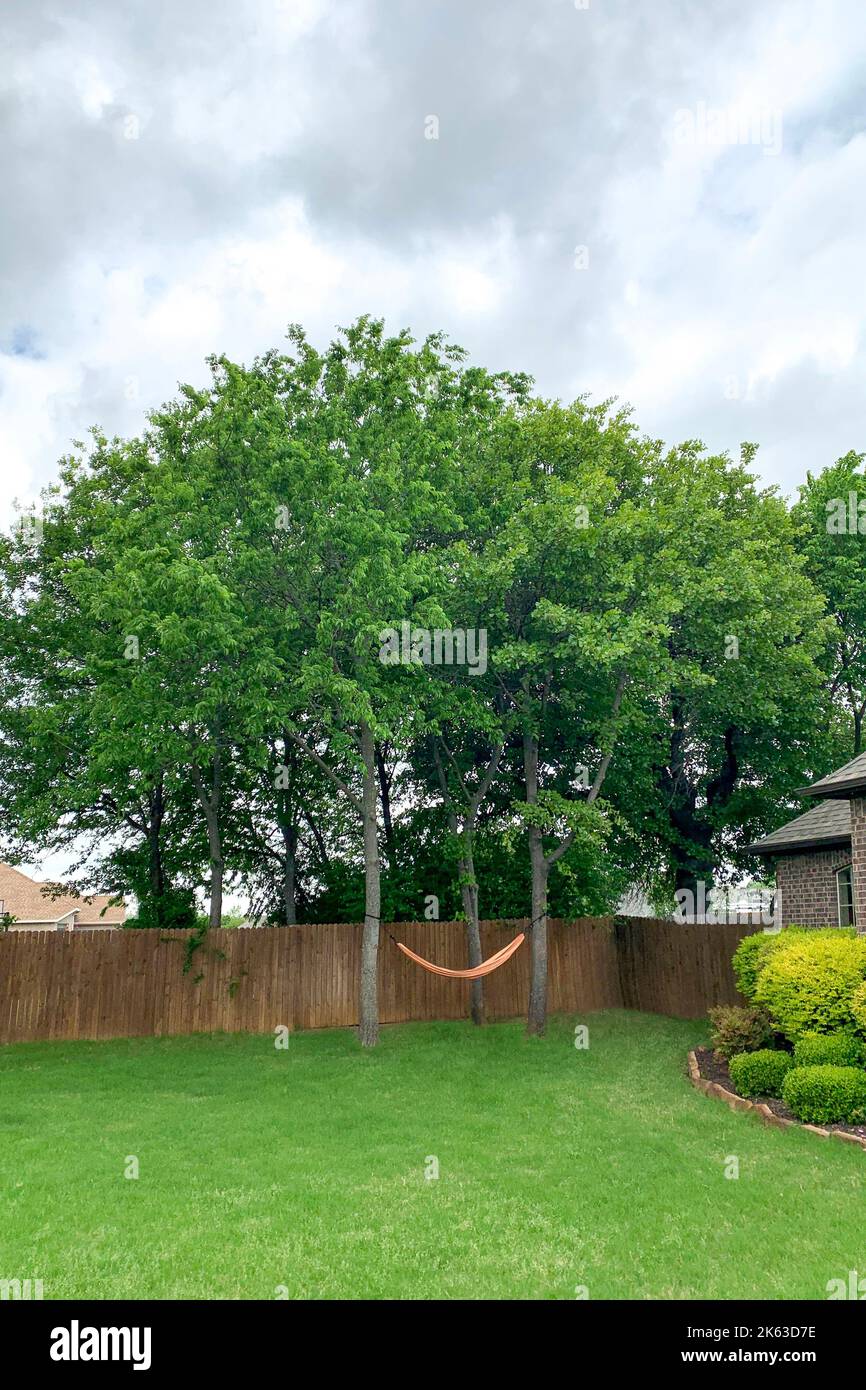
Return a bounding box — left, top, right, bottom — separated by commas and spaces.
281, 828, 297, 925
524, 731, 548, 1036
359, 722, 381, 1047
665, 711, 735, 909
457, 867, 484, 1025
190, 754, 223, 929
527, 830, 548, 1036
147, 778, 165, 899
276, 735, 298, 924
375, 741, 397, 875
433, 736, 504, 1026
208, 844, 224, 930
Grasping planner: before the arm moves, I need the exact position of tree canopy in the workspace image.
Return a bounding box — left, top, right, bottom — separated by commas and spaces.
0, 318, 850, 1040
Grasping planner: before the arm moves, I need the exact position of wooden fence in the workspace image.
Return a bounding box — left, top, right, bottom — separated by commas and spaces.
0, 916, 758, 1044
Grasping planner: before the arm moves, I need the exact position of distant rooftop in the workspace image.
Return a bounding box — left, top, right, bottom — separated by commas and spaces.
0, 862, 125, 925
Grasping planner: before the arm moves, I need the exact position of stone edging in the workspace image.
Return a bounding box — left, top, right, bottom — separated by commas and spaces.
686, 1050, 866, 1150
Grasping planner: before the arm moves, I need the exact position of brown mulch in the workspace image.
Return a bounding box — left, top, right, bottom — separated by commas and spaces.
693, 1046, 866, 1140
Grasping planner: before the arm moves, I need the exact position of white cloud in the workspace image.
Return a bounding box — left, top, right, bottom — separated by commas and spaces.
1, 0, 865, 525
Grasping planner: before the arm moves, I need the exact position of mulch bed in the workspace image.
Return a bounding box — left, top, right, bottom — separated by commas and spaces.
689, 1047, 866, 1148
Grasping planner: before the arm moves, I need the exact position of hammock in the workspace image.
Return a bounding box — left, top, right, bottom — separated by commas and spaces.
394, 932, 525, 979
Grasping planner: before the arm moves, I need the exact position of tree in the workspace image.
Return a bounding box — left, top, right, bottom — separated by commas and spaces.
0, 447, 198, 919
791, 452, 866, 755
246, 318, 523, 1043
464, 398, 675, 1034
606, 443, 835, 904
0, 318, 844, 1045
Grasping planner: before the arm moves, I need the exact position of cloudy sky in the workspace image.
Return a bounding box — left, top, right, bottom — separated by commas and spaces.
1, 0, 865, 527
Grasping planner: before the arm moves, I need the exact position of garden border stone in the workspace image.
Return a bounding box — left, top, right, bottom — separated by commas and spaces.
687, 1050, 866, 1149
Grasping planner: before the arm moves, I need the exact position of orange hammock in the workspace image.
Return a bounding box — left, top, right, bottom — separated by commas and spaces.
394, 932, 525, 980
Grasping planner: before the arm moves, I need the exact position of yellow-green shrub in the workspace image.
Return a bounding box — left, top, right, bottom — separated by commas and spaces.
732, 927, 854, 1003
754, 933, 866, 1042
732, 932, 785, 1001
851, 981, 866, 1035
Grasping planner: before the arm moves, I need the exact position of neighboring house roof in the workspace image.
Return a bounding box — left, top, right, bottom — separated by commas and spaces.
797, 750, 866, 801
748, 799, 852, 856
0, 863, 125, 925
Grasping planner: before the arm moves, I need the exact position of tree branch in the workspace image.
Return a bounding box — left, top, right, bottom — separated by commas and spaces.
284, 729, 363, 815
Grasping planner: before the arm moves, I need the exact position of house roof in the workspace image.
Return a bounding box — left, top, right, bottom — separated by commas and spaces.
797, 750, 866, 800
748, 799, 852, 856
0, 863, 125, 925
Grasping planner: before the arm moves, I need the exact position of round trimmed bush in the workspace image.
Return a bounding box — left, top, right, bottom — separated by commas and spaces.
782, 1065, 866, 1125
754, 932, 866, 1042
728, 1048, 793, 1098
792, 1032, 864, 1069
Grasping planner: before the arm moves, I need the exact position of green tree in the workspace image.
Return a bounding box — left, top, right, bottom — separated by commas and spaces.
248, 318, 523, 1043
608, 443, 834, 903
791, 452, 866, 755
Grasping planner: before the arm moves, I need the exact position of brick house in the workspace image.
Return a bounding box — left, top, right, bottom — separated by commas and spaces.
749, 752, 866, 931
0, 863, 125, 930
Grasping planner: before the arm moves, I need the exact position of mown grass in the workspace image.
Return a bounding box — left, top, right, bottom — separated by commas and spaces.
1, 1010, 863, 1299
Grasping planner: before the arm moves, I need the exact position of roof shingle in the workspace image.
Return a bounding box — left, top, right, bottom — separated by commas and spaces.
748, 799, 852, 855
798, 751, 866, 800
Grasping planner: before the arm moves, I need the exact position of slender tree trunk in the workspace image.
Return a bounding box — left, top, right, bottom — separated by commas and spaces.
281, 823, 297, 925
525, 731, 548, 1036
433, 742, 485, 1025
527, 835, 548, 1036
432, 735, 503, 1027
190, 753, 223, 929
375, 741, 397, 875
147, 778, 165, 899
359, 722, 381, 1047
276, 734, 298, 924
458, 863, 484, 1026
208, 840, 224, 929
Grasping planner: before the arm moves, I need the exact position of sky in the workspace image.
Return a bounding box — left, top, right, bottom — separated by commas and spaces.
1, 0, 864, 892
1, 0, 865, 537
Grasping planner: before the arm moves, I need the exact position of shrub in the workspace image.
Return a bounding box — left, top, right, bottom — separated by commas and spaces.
851, 981, 866, 1035
754, 932, 866, 1042
732, 933, 784, 1001
728, 1049, 793, 1098
732, 926, 856, 1002
782, 1065, 866, 1125
708, 1004, 775, 1060
792, 1032, 864, 1069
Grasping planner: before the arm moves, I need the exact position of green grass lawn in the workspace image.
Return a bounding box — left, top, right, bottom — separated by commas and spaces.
1, 1010, 864, 1300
